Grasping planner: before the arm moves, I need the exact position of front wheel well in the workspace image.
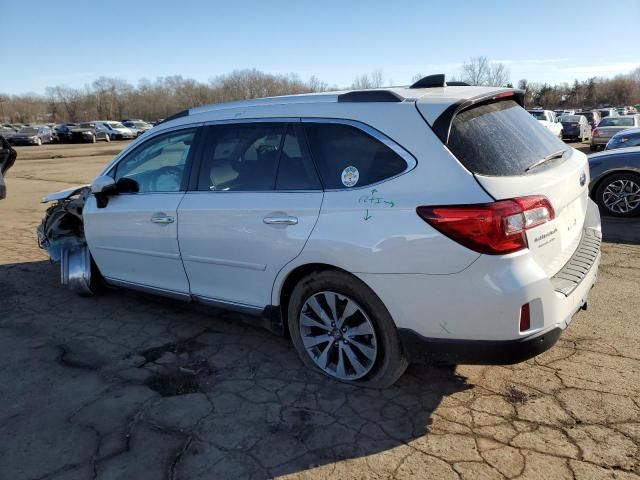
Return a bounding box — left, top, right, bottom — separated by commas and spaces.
277, 263, 351, 338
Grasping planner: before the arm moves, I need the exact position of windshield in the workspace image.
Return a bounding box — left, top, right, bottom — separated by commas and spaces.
134, 122, 148, 128
109, 122, 126, 129
449, 100, 567, 176
599, 117, 634, 127
78, 123, 93, 128
529, 111, 547, 121
19, 127, 39, 135
561, 116, 581, 122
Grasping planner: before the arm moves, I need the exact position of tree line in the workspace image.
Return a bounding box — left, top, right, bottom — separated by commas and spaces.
1, 59, 638, 124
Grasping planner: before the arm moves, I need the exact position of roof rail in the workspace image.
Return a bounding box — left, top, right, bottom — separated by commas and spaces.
158, 109, 189, 125
337, 90, 403, 103
410, 74, 470, 89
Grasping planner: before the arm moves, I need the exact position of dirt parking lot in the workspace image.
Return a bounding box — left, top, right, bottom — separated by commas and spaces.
0, 141, 639, 480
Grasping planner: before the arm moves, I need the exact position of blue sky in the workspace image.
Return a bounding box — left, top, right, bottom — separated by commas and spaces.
2, 0, 638, 95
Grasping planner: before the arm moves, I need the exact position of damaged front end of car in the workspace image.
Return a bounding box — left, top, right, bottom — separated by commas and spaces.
37, 185, 95, 296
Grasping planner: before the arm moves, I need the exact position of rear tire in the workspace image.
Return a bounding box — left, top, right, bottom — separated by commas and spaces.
288, 270, 408, 388
595, 172, 640, 218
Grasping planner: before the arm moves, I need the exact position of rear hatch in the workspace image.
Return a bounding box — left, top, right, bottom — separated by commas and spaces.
420, 98, 589, 277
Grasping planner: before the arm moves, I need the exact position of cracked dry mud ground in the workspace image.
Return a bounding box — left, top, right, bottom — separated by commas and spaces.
0, 143, 639, 480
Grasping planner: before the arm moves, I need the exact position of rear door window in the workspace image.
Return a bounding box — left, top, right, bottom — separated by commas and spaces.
448, 100, 567, 176
304, 123, 408, 189
275, 125, 321, 190
197, 123, 285, 191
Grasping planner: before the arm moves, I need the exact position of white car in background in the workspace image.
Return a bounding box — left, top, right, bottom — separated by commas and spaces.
94, 121, 136, 141
528, 110, 563, 138
38, 75, 601, 387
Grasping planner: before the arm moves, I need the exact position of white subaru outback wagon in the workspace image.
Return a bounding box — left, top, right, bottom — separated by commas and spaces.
38, 74, 601, 388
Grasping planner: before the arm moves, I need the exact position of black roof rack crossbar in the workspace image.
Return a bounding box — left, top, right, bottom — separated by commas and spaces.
337, 90, 403, 103
410, 74, 470, 89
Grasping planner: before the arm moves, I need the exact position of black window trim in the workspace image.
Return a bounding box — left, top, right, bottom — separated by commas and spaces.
105, 124, 204, 195
183, 117, 416, 193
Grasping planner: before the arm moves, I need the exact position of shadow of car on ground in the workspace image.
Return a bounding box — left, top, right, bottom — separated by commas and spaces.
0, 260, 473, 479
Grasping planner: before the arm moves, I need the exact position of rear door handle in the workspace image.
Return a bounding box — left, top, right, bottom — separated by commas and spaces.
150, 213, 174, 224
263, 216, 298, 225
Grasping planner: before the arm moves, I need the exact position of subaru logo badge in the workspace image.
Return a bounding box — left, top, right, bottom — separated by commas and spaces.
579, 172, 586, 187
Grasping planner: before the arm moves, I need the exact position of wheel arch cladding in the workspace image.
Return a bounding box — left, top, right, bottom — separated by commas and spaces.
276, 263, 358, 338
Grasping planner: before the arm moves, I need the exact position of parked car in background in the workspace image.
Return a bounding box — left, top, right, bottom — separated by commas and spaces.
605, 128, 640, 151
38, 78, 601, 387
591, 115, 640, 151
122, 120, 153, 137
54, 123, 78, 143
94, 121, 136, 140
70, 123, 110, 143
2, 124, 19, 132
596, 108, 619, 119
617, 107, 629, 116
559, 115, 591, 142
8, 126, 54, 146
528, 109, 563, 138
0, 126, 17, 140
575, 110, 601, 130
0, 135, 17, 199
589, 146, 640, 217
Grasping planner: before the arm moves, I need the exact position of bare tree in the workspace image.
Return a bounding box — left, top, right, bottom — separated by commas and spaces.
487, 63, 510, 87
370, 70, 385, 88
1, 65, 638, 123
351, 70, 386, 89
461, 56, 510, 86
461, 56, 491, 86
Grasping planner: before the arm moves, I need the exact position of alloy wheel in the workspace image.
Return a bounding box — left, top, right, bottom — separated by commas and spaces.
298, 291, 377, 380
603, 179, 640, 214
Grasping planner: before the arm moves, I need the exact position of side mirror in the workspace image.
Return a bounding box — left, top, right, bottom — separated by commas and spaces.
90, 175, 117, 195
91, 175, 117, 208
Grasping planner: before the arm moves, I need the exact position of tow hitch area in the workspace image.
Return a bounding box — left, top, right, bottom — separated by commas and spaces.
37, 186, 94, 295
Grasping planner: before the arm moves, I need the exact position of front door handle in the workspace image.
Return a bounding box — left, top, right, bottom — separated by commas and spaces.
150, 213, 174, 224
263, 216, 298, 225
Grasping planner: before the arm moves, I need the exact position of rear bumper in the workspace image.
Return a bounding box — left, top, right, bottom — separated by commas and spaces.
562, 129, 581, 138
591, 136, 611, 145
357, 199, 602, 364
398, 326, 563, 364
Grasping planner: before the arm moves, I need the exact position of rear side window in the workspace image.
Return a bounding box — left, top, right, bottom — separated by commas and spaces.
304, 123, 408, 189
448, 100, 567, 176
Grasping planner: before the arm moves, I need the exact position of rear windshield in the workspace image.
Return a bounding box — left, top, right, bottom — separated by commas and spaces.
448, 100, 567, 176
599, 117, 634, 127
562, 115, 581, 122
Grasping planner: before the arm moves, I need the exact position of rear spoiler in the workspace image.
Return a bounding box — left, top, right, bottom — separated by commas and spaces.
431, 89, 525, 144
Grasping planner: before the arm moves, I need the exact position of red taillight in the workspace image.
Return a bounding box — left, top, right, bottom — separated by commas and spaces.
592, 129, 599, 136
520, 303, 531, 331
416, 195, 554, 255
